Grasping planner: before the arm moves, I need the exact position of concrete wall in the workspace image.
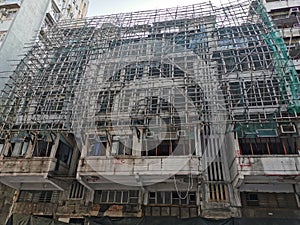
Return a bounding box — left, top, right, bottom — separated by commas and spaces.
0, 183, 15, 225
235, 155, 300, 176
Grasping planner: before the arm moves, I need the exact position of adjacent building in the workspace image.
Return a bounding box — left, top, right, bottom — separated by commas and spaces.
0, 0, 299, 224
0, 0, 89, 92
261, 0, 300, 73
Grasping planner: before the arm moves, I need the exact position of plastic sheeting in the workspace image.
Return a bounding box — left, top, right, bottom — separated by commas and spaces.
6, 214, 77, 225
6, 215, 300, 225
87, 216, 300, 225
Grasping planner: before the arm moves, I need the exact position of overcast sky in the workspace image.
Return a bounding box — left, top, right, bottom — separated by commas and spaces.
87, 0, 227, 17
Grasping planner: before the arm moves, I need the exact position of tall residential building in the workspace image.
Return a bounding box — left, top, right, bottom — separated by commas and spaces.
261, 0, 300, 73
0, 0, 299, 224
0, 0, 89, 92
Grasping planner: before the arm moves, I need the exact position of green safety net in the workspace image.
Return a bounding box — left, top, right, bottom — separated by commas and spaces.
255, 1, 300, 113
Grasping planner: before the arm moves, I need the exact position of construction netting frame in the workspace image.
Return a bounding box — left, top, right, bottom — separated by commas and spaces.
0, 0, 298, 137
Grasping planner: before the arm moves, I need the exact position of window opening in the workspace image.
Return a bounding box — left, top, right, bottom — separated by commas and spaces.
33, 133, 53, 157
55, 140, 72, 165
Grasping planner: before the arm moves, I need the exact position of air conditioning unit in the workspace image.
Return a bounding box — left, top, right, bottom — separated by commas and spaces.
177, 130, 186, 137
288, 7, 300, 18
280, 124, 297, 134
145, 130, 154, 138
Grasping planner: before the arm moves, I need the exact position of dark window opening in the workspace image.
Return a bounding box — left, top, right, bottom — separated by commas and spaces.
55, 141, 72, 165
143, 139, 179, 156
18, 190, 60, 203
149, 63, 160, 77
239, 136, 297, 155
246, 193, 259, 206
97, 91, 114, 114
69, 218, 85, 225
33, 134, 53, 157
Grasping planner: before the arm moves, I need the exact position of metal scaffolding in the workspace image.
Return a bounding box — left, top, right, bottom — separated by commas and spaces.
0, 0, 298, 137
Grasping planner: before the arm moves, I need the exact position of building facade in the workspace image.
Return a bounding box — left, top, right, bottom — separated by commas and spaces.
0, 0, 89, 92
261, 0, 300, 73
0, 0, 299, 224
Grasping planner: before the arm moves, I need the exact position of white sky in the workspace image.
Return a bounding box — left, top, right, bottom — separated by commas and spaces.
87, 0, 228, 17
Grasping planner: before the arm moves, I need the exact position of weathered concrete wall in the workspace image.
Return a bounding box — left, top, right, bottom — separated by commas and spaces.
235, 155, 300, 176
240, 192, 300, 218
0, 183, 15, 224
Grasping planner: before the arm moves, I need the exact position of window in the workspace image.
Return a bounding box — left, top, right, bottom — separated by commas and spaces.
242, 192, 298, 208
217, 25, 273, 73
94, 190, 139, 204
239, 136, 297, 155
148, 191, 197, 205
10, 137, 30, 157
0, 139, 4, 155
229, 82, 244, 107
5, 133, 31, 157
97, 91, 112, 114
69, 182, 85, 199
143, 139, 178, 156
111, 136, 132, 156
35, 91, 65, 115
246, 193, 259, 206
55, 141, 72, 165
228, 78, 280, 109
33, 134, 53, 157
18, 190, 60, 203
88, 139, 107, 156
125, 64, 143, 80
142, 128, 195, 156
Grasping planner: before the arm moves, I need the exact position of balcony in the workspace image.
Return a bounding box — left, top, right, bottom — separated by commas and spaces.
77, 156, 200, 189
0, 133, 76, 190
0, 157, 63, 190
231, 155, 300, 189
